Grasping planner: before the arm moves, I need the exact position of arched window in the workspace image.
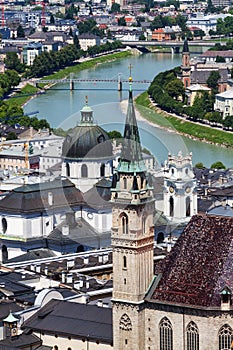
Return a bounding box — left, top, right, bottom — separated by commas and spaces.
2, 218, 7, 234
123, 177, 127, 189
100, 164, 105, 177
123, 256, 127, 268
66, 163, 70, 177
219, 324, 233, 350
54, 346, 58, 350
119, 313, 132, 331
157, 232, 164, 244
187, 321, 199, 350
120, 213, 128, 234
186, 197, 191, 217
159, 317, 173, 350
81, 164, 88, 178
169, 197, 174, 217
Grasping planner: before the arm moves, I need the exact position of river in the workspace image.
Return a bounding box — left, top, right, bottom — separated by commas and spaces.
24, 52, 233, 168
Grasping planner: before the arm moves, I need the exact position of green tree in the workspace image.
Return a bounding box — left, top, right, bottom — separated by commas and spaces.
5, 70, 21, 88
165, 78, 185, 101
4, 52, 24, 73
211, 161, 226, 169
17, 25, 25, 38
195, 162, 205, 169
206, 71, 220, 94
215, 55, 226, 62
6, 131, 17, 140
118, 17, 126, 26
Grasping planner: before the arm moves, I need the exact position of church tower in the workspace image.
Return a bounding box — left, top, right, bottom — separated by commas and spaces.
163, 151, 197, 222
181, 37, 191, 88
111, 76, 155, 350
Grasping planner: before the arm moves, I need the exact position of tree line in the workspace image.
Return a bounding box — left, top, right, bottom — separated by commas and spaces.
148, 68, 233, 130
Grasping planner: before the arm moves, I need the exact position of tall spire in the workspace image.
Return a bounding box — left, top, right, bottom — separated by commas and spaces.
183, 37, 189, 53
119, 70, 146, 172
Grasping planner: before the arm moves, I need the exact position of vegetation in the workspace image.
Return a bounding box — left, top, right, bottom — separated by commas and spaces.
27, 41, 124, 78
147, 67, 233, 131
135, 92, 233, 148
211, 161, 226, 169
195, 162, 205, 169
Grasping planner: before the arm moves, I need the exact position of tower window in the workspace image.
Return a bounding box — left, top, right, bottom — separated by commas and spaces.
169, 197, 174, 217
186, 197, 191, 217
123, 177, 127, 189
123, 256, 127, 269
124, 278, 126, 284
120, 213, 128, 234
81, 164, 88, 178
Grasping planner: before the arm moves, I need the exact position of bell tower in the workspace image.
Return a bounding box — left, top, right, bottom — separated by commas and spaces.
181, 37, 191, 88
111, 76, 155, 350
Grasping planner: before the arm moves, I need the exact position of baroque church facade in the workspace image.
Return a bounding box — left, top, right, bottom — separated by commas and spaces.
111, 79, 233, 350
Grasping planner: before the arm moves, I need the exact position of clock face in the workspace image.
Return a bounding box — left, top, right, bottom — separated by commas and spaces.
87, 212, 93, 220
186, 187, 191, 193
169, 186, 174, 193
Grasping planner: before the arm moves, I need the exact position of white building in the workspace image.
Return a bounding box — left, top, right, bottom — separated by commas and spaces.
78, 33, 101, 51
214, 89, 233, 118
187, 13, 232, 35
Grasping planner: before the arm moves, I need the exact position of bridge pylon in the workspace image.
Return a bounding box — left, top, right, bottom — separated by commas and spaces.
117, 74, 122, 91
70, 73, 74, 91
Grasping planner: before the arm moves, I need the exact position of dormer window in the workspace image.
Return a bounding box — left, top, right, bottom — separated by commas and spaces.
221, 286, 231, 310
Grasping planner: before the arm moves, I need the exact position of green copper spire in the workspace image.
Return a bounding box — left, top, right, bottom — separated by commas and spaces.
80, 96, 94, 125
119, 73, 146, 173
183, 37, 189, 53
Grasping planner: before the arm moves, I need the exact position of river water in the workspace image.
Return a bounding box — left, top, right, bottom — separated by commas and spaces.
24, 52, 233, 168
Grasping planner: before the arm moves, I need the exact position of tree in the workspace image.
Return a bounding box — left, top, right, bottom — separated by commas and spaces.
165, 78, 185, 101
215, 55, 225, 62
17, 25, 25, 38
50, 14, 55, 24
206, 71, 220, 94
4, 52, 24, 73
110, 2, 120, 12
6, 131, 17, 140
211, 161, 226, 169
118, 17, 126, 26
5, 70, 21, 88
195, 162, 205, 169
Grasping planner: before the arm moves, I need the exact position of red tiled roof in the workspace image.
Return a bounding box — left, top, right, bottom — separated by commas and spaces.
201, 50, 233, 58
149, 214, 233, 308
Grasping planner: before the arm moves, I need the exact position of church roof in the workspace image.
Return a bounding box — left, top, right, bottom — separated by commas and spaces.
0, 179, 84, 214
147, 214, 233, 308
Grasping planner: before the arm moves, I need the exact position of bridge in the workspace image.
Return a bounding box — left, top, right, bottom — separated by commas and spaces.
122, 40, 218, 53
31, 77, 152, 91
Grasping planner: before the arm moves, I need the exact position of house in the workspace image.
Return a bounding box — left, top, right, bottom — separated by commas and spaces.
186, 83, 211, 106
78, 33, 101, 51
201, 50, 233, 63
214, 89, 233, 118
22, 42, 42, 66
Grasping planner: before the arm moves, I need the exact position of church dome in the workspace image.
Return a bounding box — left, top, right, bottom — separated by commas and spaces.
62, 101, 113, 160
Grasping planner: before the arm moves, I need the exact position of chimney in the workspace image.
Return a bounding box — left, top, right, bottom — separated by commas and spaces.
48, 192, 53, 206
83, 256, 89, 264
66, 273, 73, 284
97, 299, 103, 307
61, 271, 66, 284
44, 266, 48, 275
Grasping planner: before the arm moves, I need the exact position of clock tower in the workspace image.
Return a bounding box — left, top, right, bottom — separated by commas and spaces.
111, 77, 155, 350
163, 151, 197, 222
181, 37, 191, 88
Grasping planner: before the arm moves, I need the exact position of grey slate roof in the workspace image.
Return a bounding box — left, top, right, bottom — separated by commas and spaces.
191, 68, 229, 84
0, 333, 42, 349
24, 299, 113, 343
0, 179, 84, 214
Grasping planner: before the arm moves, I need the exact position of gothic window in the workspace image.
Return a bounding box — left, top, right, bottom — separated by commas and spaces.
142, 215, 146, 234
120, 213, 128, 234
159, 317, 173, 350
2, 218, 7, 234
66, 163, 70, 177
119, 314, 132, 331
100, 163, 105, 177
123, 177, 127, 189
219, 324, 233, 350
169, 197, 174, 217
123, 255, 127, 268
186, 197, 191, 217
186, 321, 199, 350
81, 164, 88, 178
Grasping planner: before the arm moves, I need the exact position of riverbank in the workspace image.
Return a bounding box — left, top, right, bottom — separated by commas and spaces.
133, 92, 233, 148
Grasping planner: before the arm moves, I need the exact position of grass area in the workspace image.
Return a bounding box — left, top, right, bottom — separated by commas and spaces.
37, 50, 132, 87
135, 92, 233, 148
5, 84, 39, 108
